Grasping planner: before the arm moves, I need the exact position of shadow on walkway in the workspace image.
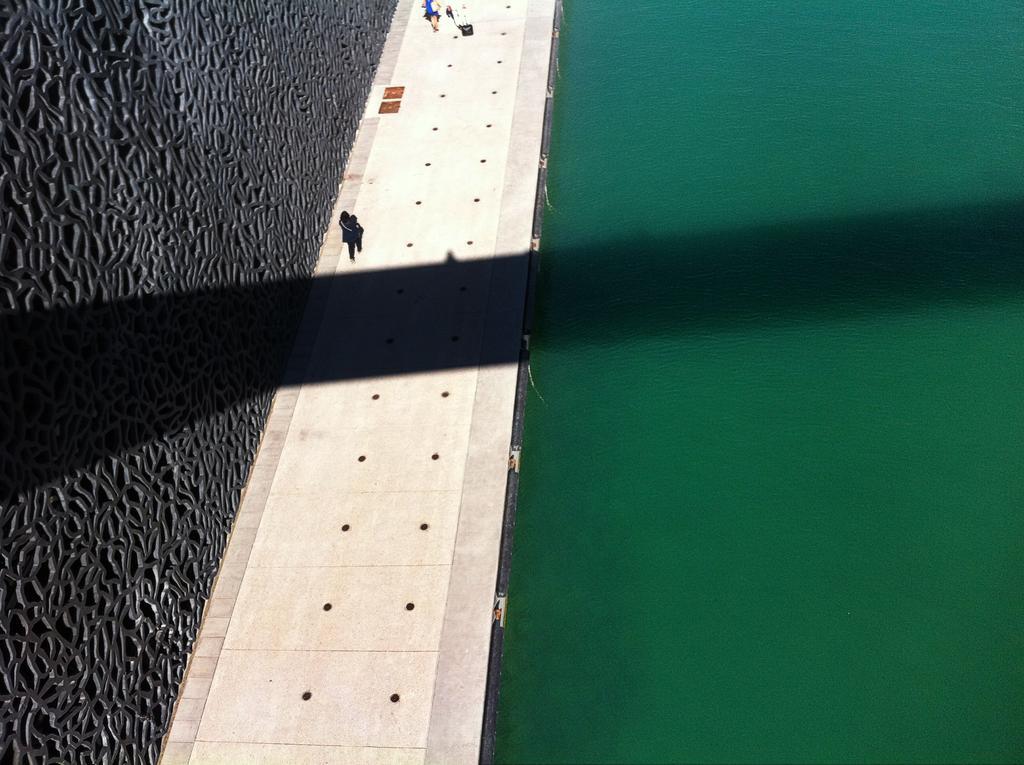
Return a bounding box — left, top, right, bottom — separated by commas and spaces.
3, 197, 1022, 500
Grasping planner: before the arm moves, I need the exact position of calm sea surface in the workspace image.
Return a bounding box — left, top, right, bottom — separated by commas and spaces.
494, 1, 1024, 762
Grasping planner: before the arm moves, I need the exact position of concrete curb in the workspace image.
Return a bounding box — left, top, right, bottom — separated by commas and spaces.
478, 1, 563, 762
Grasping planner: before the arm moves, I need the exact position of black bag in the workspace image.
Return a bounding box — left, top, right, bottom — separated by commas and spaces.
460, 23, 473, 35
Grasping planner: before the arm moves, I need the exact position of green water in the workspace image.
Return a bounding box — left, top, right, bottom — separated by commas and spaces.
494, 2, 1024, 763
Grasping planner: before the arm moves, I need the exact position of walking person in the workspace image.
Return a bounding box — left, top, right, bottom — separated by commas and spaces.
339, 210, 364, 261
351, 214, 365, 256
423, 0, 441, 31
446, 4, 473, 34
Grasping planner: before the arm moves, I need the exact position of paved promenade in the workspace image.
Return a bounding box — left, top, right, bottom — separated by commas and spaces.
159, 0, 555, 762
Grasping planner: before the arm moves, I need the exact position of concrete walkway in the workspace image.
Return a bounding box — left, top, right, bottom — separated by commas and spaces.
159, 0, 554, 762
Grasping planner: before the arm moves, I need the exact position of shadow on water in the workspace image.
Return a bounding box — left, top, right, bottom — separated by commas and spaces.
3, 197, 1022, 499
535, 197, 1024, 344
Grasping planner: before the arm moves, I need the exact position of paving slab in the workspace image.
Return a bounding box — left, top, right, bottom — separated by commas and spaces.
197, 650, 436, 748
190, 743, 425, 765
269, 425, 471, 494
225, 566, 449, 651
250, 491, 461, 568
290, 372, 478, 431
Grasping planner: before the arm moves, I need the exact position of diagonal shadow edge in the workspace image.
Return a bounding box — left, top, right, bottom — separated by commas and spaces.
2, 196, 1023, 501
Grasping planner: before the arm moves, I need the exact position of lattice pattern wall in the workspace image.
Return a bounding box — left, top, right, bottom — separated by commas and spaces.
0, 1, 395, 761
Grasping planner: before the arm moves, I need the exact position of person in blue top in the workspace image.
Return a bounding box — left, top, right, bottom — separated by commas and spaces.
423, 0, 441, 31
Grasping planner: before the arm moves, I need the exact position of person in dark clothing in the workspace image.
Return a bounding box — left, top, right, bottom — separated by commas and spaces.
339, 210, 364, 261
351, 214, 364, 255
